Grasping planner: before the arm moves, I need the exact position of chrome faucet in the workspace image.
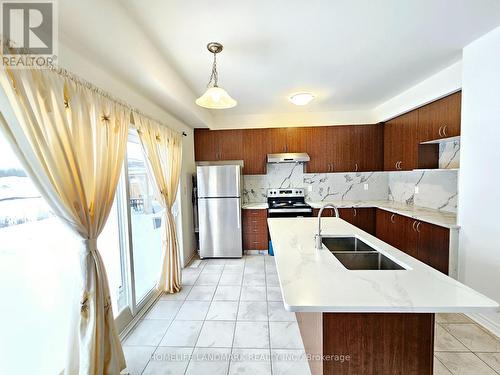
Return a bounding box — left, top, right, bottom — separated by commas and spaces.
315, 204, 340, 250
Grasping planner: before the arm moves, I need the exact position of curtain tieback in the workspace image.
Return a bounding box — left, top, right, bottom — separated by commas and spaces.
83, 238, 98, 254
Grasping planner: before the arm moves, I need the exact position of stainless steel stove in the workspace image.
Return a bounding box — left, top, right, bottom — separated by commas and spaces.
267, 188, 313, 217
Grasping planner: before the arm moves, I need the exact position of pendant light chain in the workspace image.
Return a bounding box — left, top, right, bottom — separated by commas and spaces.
207, 51, 219, 88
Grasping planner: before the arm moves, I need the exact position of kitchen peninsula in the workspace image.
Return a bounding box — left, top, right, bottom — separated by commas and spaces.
267, 217, 499, 375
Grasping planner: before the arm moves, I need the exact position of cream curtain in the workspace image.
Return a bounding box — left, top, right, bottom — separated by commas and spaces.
0, 67, 129, 374
134, 114, 183, 293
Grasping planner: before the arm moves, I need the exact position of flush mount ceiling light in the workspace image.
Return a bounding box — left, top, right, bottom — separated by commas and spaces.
195, 42, 237, 109
289, 92, 315, 106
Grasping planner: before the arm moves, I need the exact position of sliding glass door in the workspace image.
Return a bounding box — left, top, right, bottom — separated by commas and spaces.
125, 129, 164, 309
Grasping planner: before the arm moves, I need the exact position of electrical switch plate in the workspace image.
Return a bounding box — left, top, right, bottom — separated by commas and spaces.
308, 185, 313, 192
415, 186, 419, 194
363, 183, 369, 190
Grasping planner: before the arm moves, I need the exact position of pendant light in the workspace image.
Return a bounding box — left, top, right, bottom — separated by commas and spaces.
195, 42, 237, 109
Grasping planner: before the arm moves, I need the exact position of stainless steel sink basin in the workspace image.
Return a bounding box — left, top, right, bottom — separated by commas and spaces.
322, 236, 406, 270
321, 236, 376, 252
332, 252, 406, 270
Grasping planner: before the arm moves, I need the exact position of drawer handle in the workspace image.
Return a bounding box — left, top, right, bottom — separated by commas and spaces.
442, 125, 448, 137
438, 126, 443, 137
412, 220, 418, 232
416, 221, 422, 233
390, 213, 395, 223
353, 208, 357, 217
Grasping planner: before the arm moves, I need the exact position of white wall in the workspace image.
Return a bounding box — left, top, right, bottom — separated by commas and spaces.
59, 42, 197, 267
458, 25, 500, 335
373, 61, 463, 122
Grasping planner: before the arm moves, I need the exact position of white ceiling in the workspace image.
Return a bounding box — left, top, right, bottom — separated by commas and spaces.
60, 0, 500, 128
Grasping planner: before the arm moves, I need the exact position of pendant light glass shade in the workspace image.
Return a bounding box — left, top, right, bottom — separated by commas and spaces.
196, 86, 237, 109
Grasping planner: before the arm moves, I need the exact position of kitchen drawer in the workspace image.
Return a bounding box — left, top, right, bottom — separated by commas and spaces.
243, 233, 268, 250
242, 209, 269, 250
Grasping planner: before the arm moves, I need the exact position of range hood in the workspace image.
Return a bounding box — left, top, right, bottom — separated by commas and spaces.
267, 153, 310, 163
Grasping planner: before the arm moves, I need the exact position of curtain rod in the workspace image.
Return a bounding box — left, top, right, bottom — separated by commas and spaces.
1, 36, 188, 137
49, 65, 188, 137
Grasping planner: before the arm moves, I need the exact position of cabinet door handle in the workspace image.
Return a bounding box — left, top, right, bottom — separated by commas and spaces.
390, 213, 395, 223
412, 220, 418, 231
442, 125, 448, 137
353, 208, 357, 217
398, 161, 403, 170
416, 221, 422, 233
438, 126, 443, 137
355, 163, 359, 172
395, 161, 398, 169
327, 164, 330, 172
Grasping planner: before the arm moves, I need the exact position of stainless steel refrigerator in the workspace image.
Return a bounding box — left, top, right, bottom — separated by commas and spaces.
197, 164, 243, 258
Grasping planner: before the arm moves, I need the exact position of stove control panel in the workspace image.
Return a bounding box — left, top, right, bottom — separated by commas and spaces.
267, 188, 305, 198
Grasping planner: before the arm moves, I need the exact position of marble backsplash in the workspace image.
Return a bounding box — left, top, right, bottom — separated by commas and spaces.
303, 172, 388, 202
243, 163, 304, 203
388, 170, 458, 213
439, 139, 460, 169
242, 163, 458, 213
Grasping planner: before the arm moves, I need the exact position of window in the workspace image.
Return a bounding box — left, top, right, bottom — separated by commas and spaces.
126, 130, 164, 303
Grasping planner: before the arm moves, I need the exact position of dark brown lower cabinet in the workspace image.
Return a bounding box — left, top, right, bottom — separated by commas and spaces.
376, 209, 416, 257
375, 209, 449, 274
415, 220, 450, 274
296, 311, 435, 375
314, 207, 376, 235
242, 209, 268, 250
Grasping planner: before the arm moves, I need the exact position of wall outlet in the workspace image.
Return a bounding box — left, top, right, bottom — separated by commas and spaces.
415, 186, 419, 194
308, 185, 313, 192
363, 183, 369, 190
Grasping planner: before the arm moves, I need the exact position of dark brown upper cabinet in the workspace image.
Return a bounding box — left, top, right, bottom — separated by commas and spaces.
305, 126, 332, 173
383, 111, 419, 171
266, 127, 308, 154
305, 125, 383, 173
194, 129, 243, 162
417, 91, 461, 142
194, 128, 219, 161
350, 125, 384, 172
382, 91, 461, 172
242, 129, 267, 174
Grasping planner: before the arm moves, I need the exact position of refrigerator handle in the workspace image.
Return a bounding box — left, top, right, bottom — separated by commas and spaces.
237, 200, 241, 229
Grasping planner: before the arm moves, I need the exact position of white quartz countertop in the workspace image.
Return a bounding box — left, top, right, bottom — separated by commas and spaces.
242, 203, 268, 209
308, 200, 458, 229
267, 217, 498, 313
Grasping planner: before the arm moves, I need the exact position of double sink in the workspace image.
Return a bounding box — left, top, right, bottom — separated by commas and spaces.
322, 236, 406, 270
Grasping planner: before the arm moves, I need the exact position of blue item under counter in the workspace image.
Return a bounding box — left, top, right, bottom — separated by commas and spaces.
268, 241, 274, 256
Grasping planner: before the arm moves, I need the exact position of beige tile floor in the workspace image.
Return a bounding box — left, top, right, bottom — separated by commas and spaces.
121, 254, 500, 375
